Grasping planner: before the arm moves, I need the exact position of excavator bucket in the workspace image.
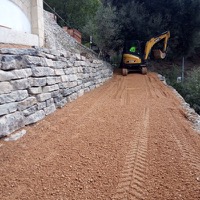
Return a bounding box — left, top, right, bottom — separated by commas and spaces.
153, 49, 166, 59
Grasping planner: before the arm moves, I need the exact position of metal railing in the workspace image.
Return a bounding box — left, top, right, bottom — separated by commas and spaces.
43, 1, 70, 27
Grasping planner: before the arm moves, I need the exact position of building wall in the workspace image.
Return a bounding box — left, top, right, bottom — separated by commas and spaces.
0, 0, 44, 46
0, 0, 31, 33
31, 0, 44, 46
10, 0, 32, 22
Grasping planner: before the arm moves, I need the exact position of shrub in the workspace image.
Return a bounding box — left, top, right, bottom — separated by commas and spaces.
156, 63, 200, 114
184, 67, 200, 114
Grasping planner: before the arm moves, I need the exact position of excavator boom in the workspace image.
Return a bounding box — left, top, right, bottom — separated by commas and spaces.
144, 31, 170, 60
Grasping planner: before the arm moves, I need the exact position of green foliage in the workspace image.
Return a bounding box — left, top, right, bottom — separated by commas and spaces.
105, 0, 200, 58
160, 65, 200, 114
184, 67, 200, 113
83, 4, 121, 54
110, 53, 121, 67
44, 0, 100, 30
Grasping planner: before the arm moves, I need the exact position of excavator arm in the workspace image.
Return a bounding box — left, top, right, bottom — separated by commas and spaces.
144, 31, 170, 60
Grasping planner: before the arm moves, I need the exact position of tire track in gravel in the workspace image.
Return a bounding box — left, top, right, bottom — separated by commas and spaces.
145, 76, 157, 99
112, 106, 149, 200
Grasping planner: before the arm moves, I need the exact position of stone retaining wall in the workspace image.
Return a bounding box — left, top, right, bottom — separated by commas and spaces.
0, 48, 113, 137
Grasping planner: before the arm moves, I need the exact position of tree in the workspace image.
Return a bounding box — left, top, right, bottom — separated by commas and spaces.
44, 0, 100, 30
183, 67, 200, 114
83, 4, 121, 54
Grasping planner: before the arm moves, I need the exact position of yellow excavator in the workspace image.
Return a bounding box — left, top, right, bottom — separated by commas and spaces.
121, 31, 170, 75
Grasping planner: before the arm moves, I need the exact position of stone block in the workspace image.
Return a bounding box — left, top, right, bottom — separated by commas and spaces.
77, 89, 84, 97
93, 59, 102, 64
43, 84, 59, 92
59, 51, 68, 58
68, 75, 78, 82
41, 48, 50, 54
49, 49, 60, 56
64, 68, 74, 75
81, 56, 86, 61
44, 104, 56, 115
32, 67, 54, 77
46, 77, 61, 85
74, 61, 86, 67
66, 60, 73, 67
77, 80, 83, 85
23, 105, 37, 116
0, 70, 15, 81
11, 69, 32, 79
77, 67, 83, 73
73, 85, 82, 92
51, 90, 60, 98
37, 93, 51, 102
46, 98, 54, 107
25, 110, 45, 125
4, 129, 27, 141
0, 90, 28, 104
85, 82, 92, 87
74, 61, 81, 67
59, 57, 67, 62
67, 93, 78, 102
54, 69, 65, 75
18, 96, 37, 111
0, 82, 13, 94
59, 81, 77, 89
11, 78, 30, 90
44, 58, 54, 67
75, 53, 81, 60
84, 87, 90, 93
45, 53, 56, 60
53, 93, 63, 102
37, 102, 46, 110
69, 55, 76, 64
54, 61, 67, 69
0, 112, 25, 137
0, 104, 8, 116
89, 85, 96, 90
0, 48, 34, 55
62, 88, 74, 97
1, 55, 23, 70
28, 87, 42, 94
30, 77, 47, 86
24, 55, 44, 66
83, 74, 89, 79
55, 98, 67, 108
61, 75, 69, 82
77, 73, 84, 80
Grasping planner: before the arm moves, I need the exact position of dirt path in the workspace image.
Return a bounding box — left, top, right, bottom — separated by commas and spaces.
0, 72, 200, 200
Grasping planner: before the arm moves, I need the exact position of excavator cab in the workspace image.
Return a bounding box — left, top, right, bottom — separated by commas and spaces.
121, 40, 147, 75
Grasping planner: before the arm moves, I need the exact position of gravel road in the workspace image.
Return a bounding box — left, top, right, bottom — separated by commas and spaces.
0, 72, 200, 200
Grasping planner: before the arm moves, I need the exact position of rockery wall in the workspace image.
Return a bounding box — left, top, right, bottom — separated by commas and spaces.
0, 48, 113, 137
